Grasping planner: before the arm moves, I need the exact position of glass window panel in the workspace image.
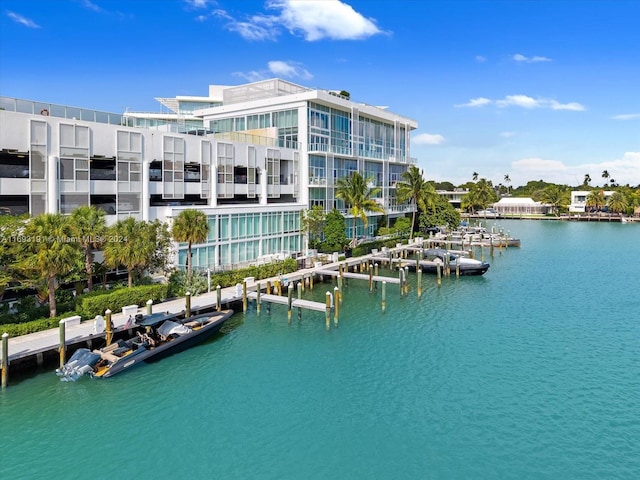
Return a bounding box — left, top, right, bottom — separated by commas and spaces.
60, 124, 74, 146
60, 158, 74, 180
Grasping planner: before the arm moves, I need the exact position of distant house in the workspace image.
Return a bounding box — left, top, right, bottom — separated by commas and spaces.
569, 190, 614, 213
437, 188, 469, 209
492, 197, 552, 215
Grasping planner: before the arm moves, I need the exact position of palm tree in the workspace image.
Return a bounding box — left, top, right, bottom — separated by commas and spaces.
335, 171, 385, 247
602, 170, 610, 185
541, 185, 569, 216
70, 205, 106, 292
607, 191, 628, 214
19, 213, 79, 317
396, 166, 428, 240
172, 209, 209, 280
472, 171, 479, 182
504, 174, 511, 195
103, 217, 156, 288
586, 190, 606, 213
463, 178, 497, 213
583, 174, 591, 186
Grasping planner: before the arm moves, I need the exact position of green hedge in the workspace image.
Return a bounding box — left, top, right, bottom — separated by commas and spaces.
75, 284, 168, 319
0, 311, 82, 337
352, 238, 405, 257
207, 259, 298, 290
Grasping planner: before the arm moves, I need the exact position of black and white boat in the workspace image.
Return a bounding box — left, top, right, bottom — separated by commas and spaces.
56, 309, 234, 381
418, 248, 490, 276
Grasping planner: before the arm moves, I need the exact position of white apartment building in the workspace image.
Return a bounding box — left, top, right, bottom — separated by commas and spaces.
0, 79, 418, 271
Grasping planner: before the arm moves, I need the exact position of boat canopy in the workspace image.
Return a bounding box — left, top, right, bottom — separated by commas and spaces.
157, 320, 192, 338
136, 312, 179, 327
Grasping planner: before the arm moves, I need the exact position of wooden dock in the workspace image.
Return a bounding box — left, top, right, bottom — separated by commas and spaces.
246, 292, 327, 312
314, 269, 401, 284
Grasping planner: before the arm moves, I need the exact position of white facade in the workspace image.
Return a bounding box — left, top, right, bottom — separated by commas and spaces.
0, 79, 419, 270
569, 190, 615, 213
492, 197, 552, 215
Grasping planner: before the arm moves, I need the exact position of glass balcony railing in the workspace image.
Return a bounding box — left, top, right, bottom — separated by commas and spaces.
0, 96, 130, 126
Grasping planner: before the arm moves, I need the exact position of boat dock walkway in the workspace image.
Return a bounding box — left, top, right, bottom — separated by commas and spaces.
1, 241, 462, 376
314, 269, 401, 284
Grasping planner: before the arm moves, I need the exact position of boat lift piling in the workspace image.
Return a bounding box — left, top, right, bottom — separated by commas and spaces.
216, 285, 222, 312
105, 309, 113, 346
382, 281, 387, 313
186, 291, 192, 317
417, 269, 422, 299
325, 292, 331, 330
1, 333, 8, 388
297, 282, 302, 320
256, 282, 261, 315
287, 283, 293, 323
59, 320, 66, 368
146, 299, 153, 315
334, 286, 339, 327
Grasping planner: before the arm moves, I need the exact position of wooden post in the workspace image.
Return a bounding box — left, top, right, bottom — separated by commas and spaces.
436, 264, 442, 287
374, 263, 379, 291
369, 263, 373, 292
382, 281, 387, 313
455, 256, 460, 278
277, 280, 282, 296
287, 283, 293, 323
256, 282, 261, 315
338, 273, 343, 303
59, 319, 66, 368
186, 291, 192, 317
216, 285, 222, 312
105, 309, 113, 346
325, 292, 331, 330
334, 286, 339, 327
310, 273, 314, 290
2, 332, 9, 388
404, 267, 410, 296
146, 299, 153, 315
242, 281, 247, 312
297, 282, 302, 320
417, 269, 422, 299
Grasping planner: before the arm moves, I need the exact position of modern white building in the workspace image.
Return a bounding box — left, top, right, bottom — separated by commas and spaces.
569, 190, 615, 213
0, 79, 418, 271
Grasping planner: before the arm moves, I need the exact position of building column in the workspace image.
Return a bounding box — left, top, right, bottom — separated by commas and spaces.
47, 155, 58, 214
142, 158, 150, 221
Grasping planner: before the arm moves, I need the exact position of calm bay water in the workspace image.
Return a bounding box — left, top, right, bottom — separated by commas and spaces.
1, 220, 639, 479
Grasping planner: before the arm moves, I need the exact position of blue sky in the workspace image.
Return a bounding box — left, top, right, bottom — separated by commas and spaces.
1, 0, 639, 188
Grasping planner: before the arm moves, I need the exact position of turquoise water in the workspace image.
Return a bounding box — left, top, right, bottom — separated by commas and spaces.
1, 220, 639, 479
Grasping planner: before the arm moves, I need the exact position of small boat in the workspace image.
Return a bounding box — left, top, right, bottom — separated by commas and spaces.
56, 309, 234, 381
418, 248, 490, 276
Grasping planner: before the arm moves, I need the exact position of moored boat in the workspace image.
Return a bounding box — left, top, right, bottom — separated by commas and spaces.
56, 309, 234, 381
419, 248, 490, 276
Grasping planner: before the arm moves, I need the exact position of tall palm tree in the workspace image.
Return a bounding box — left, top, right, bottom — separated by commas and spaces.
583, 174, 591, 186
463, 178, 496, 213
607, 191, 628, 214
396, 166, 427, 240
602, 170, 610, 184
472, 171, 479, 182
335, 171, 385, 247
70, 205, 106, 292
172, 208, 209, 280
504, 174, 511, 195
19, 213, 79, 317
103, 217, 155, 288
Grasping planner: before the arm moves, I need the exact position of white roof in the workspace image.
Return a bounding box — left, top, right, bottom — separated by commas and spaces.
495, 197, 540, 205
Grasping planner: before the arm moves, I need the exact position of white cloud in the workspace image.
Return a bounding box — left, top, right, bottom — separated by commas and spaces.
512, 53, 552, 63
6, 11, 40, 28
496, 95, 540, 109
455, 97, 491, 108
511, 152, 640, 186
500, 131, 517, 138
80, 0, 103, 12
234, 60, 313, 82
611, 113, 640, 120
272, 0, 383, 41
413, 133, 445, 145
267, 60, 313, 80
184, 0, 215, 8
475, 55, 487, 63
218, 0, 383, 41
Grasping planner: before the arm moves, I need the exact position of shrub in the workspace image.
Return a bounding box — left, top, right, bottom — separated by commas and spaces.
75, 284, 168, 319
0, 311, 82, 337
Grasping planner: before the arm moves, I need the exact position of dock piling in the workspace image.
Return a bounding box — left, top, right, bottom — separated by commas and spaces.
2, 332, 9, 388
334, 286, 339, 327
382, 281, 387, 313
417, 269, 422, 299
256, 282, 261, 315
216, 285, 222, 312
297, 282, 302, 320
287, 283, 293, 323
242, 281, 247, 312
146, 299, 153, 315
59, 320, 66, 368
105, 309, 113, 346
325, 292, 331, 330
186, 291, 192, 317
